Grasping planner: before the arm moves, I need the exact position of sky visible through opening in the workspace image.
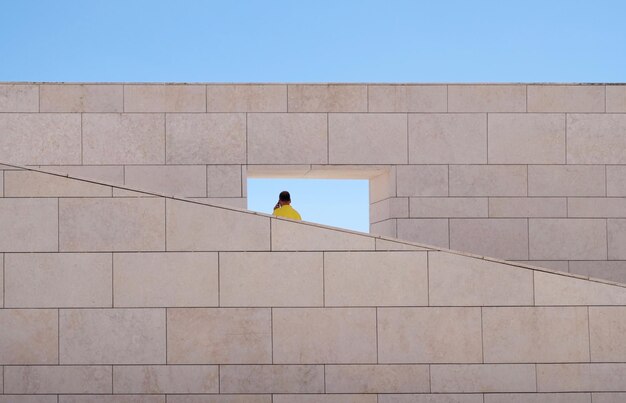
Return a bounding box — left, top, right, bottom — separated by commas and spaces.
248, 179, 370, 233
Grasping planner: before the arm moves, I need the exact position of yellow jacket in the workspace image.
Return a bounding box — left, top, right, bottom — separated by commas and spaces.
273, 205, 302, 220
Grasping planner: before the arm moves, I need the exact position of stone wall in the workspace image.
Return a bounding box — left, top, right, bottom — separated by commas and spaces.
1, 83, 626, 283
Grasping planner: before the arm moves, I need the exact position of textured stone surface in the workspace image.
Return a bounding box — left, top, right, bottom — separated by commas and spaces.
124, 165, 206, 197
60, 397, 165, 403
368, 85, 447, 112
450, 219, 529, 260
83, 113, 165, 164
4, 170, 112, 197
41, 84, 122, 112
59, 198, 165, 252
483, 394, 591, 403
397, 218, 449, 247
378, 307, 482, 363
568, 114, 626, 164
448, 85, 526, 112
273, 308, 377, 364
370, 197, 409, 223
207, 84, 286, 112
274, 395, 376, 403
529, 219, 607, 260
375, 238, 426, 251
220, 365, 324, 393
483, 307, 590, 363
535, 271, 626, 305
537, 363, 626, 392
429, 252, 534, 306
489, 197, 567, 218
396, 165, 448, 197
378, 396, 483, 403
410, 197, 487, 218
608, 219, 626, 259
59, 309, 166, 364
0, 198, 58, 252
409, 114, 487, 163
166, 199, 270, 251
166, 113, 246, 164
114, 252, 218, 307
0, 309, 58, 364
606, 85, 626, 112
324, 251, 428, 306
0, 84, 38, 112
589, 307, 626, 362
220, 252, 323, 307
569, 261, 626, 284
271, 219, 374, 251
207, 165, 243, 197
0, 113, 81, 164
608, 166, 626, 196
38, 165, 125, 186
0, 397, 58, 403
288, 84, 367, 112
449, 165, 527, 196
167, 308, 271, 364
488, 113, 566, 163
568, 198, 626, 217
430, 364, 536, 393
528, 85, 605, 112
5, 253, 112, 308
329, 113, 407, 164
124, 84, 205, 112
167, 397, 269, 403
4, 366, 112, 394
528, 165, 605, 196
113, 365, 218, 393
325, 365, 429, 393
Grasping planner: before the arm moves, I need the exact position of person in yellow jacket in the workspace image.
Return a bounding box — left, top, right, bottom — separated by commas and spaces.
272, 190, 302, 220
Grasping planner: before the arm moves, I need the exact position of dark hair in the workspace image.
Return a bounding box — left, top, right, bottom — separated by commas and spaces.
279, 191, 291, 202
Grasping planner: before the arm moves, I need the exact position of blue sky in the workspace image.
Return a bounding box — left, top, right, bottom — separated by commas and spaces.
2, 0, 624, 232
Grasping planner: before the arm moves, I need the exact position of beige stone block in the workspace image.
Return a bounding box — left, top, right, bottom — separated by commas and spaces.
594, 393, 626, 403
607, 166, 626, 196
41, 84, 123, 112
484, 394, 591, 403
248, 113, 327, 164
608, 219, 626, 259
370, 168, 396, 203
0, 254, 3, 307
450, 219, 528, 260
4, 170, 112, 197
449, 165, 527, 196
568, 198, 626, 217
368, 85, 447, 112
113, 365, 218, 393
168, 397, 269, 403
124, 84, 205, 112
0, 397, 58, 403
513, 260, 570, 272
606, 85, 626, 112
324, 251, 428, 306
60, 397, 165, 403
370, 219, 397, 238
288, 84, 367, 112
397, 219, 449, 248
0, 113, 81, 164
410, 197, 488, 218
489, 197, 567, 218
59, 198, 165, 252
0, 309, 58, 364
535, 271, 626, 305
0, 84, 38, 112
83, 113, 165, 164
59, 309, 165, 364
448, 85, 526, 112
378, 307, 482, 363
0, 172, 3, 197
375, 238, 427, 251
5, 253, 112, 308
488, 113, 566, 164
409, 114, 487, 164
220, 252, 322, 307
430, 364, 535, 393
537, 363, 626, 392
273, 395, 376, 403
273, 308, 377, 364
220, 365, 323, 393
114, 252, 217, 307
528, 165, 605, 196
370, 197, 409, 223
125, 165, 206, 197
528, 85, 605, 112
589, 307, 626, 361
529, 219, 607, 260
396, 165, 448, 197
5, 366, 111, 393
329, 113, 407, 164
167, 199, 269, 251
189, 197, 247, 209
112, 188, 156, 197
207, 84, 286, 112
429, 252, 533, 306
167, 308, 271, 364
378, 396, 483, 403
38, 165, 125, 186
483, 307, 590, 363
569, 261, 626, 285
207, 165, 242, 197
325, 364, 429, 393
271, 219, 374, 251
0, 198, 58, 252
166, 113, 246, 164
568, 114, 626, 163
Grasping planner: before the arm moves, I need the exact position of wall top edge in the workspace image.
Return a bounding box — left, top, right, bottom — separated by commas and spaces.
0, 82, 624, 85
